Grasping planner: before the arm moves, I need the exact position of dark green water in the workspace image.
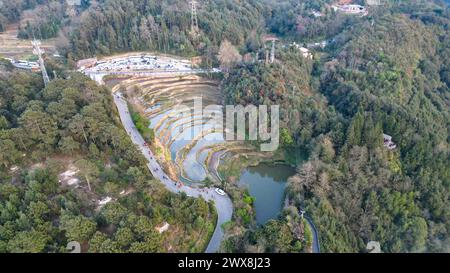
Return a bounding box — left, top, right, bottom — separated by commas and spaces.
238, 164, 296, 225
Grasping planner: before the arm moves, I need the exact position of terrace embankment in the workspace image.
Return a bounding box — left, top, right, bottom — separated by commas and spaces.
109, 72, 303, 228
109, 74, 266, 185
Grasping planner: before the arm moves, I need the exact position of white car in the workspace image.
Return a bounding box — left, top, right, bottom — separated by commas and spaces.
215, 188, 226, 196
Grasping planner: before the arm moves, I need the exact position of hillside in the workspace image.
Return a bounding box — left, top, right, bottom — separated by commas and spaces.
220, 2, 449, 253
0, 70, 216, 252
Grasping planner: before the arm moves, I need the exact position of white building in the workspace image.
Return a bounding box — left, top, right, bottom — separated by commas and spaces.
290, 42, 313, 59
383, 134, 397, 150
98, 196, 112, 206
311, 10, 324, 17
332, 4, 368, 16
7, 58, 40, 71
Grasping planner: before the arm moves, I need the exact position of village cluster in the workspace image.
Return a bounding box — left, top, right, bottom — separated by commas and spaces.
76, 55, 193, 72
4, 58, 40, 72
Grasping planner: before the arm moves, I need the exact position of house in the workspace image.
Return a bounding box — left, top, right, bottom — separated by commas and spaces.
383, 134, 397, 150
8, 59, 40, 72
299, 47, 313, 59
311, 10, 324, 17
98, 196, 112, 206
290, 42, 313, 59
76, 57, 98, 70
332, 4, 368, 16
307, 40, 328, 49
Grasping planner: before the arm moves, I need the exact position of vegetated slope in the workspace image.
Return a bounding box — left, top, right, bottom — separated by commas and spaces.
63, 0, 266, 59
221, 4, 449, 253
264, 0, 357, 41
288, 13, 450, 252
0, 0, 90, 38
219, 49, 337, 253
0, 0, 47, 32
0, 70, 216, 253
222, 48, 344, 162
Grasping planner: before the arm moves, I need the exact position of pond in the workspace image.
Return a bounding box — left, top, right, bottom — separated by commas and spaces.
238, 164, 296, 225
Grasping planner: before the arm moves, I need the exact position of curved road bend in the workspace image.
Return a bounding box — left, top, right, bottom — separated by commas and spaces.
113, 93, 233, 253
283, 199, 320, 253
305, 216, 321, 253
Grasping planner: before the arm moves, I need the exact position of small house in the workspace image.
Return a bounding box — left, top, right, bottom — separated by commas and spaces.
77, 58, 98, 70
383, 134, 397, 150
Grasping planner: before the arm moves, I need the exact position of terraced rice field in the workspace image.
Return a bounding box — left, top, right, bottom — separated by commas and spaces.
112, 75, 257, 184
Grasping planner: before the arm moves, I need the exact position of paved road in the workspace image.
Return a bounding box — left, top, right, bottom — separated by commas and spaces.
113, 93, 233, 253
283, 199, 321, 253
305, 216, 321, 253
91, 67, 318, 254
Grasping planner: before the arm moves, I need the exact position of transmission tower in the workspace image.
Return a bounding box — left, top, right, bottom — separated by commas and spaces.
32, 40, 50, 86
190, 0, 199, 36
270, 39, 276, 64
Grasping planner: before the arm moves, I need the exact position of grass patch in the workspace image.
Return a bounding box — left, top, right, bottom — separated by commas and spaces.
129, 103, 155, 143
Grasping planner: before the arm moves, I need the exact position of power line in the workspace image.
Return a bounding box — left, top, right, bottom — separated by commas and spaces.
190, 0, 199, 36
32, 39, 50, 86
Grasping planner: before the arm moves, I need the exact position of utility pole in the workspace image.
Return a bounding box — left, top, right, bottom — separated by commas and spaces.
32, 39, 50, 86
190, 0, 199, 36
264, 44, 269, 65
270, 39, 276, 64
263, 35, 278, 64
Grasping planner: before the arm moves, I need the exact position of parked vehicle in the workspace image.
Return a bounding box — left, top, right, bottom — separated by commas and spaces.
215, 188, 226, 196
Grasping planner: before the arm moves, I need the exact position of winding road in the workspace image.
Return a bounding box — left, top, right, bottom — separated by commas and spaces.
305, 216, 321, 253
86, 59, 320, 254
113, 93, 233, 253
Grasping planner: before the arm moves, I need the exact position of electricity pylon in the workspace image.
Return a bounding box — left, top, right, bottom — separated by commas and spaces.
190, 0, 199, 37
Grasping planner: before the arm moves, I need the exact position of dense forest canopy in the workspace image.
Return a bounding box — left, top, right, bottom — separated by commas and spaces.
220, 0, 449, 252
62, 0, 266, 59
0, 0, 47, 31
0, 68, 215, 252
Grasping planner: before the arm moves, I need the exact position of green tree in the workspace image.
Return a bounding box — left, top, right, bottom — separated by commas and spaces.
59, 136, 80, 155
101, 203, 128, 226
0, 139, 20, 168
280, 128, 294, 147
7, 231, 50, 253
75, 159, 99, 191
60, 213, 97, 243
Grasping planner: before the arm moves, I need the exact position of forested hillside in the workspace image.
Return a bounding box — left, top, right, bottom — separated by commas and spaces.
0, 0, 46, 32
303, 12, 450, 252
265, 0, 354, 41
221, 1, 449, 252
221, 48, 345, 161
0, 0, 89, 37
0, 67, 215, 252
62, 0, 266, 59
